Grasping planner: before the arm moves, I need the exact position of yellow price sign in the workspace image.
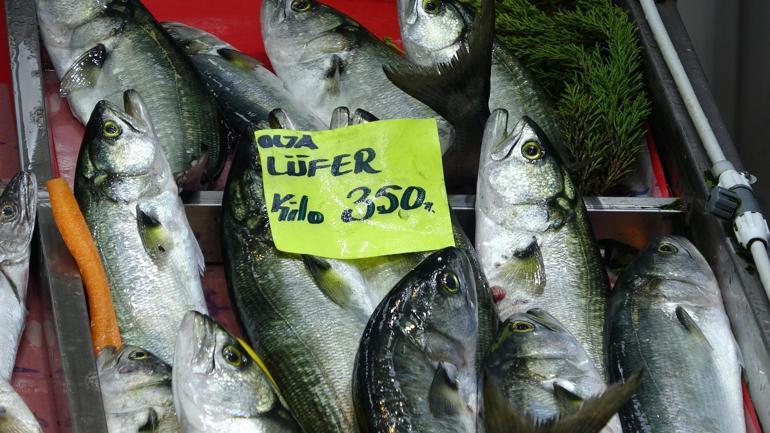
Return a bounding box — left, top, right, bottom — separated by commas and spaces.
256, 118, 455, 259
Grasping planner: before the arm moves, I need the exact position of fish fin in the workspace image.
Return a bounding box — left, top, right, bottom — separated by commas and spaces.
136, 206, 172, 263
60, 44, 107, 97
526, 308, 567, 333
383, 0, 493, 129
138, 408, 158, 432
217, 48, 264, 71
484, 370, 642, 433
268, 108, 297, 130
675, 306, 713, 351
330, 107, 351, 129
498, 239, 546, 294
351, 109, 378, 124
552, 380, 584, 412
428, 363, 463, 417
303, 255, 352, 309
323, 55, 345, 97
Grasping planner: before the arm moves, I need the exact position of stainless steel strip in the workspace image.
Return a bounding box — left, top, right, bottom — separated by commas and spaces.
37, 205, 109, 433
4, 0, 52, 184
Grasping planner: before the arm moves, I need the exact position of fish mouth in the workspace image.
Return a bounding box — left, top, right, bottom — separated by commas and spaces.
176, 311, 216, 375
398, 0, 419, 26
261, 0, 287, 28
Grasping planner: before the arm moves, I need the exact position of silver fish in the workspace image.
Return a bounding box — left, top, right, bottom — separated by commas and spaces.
36, 0, 225, 185
485, 309, 622, 433
173, 311, 301, 433
162, 22, 326, 133
74, 90, 208, 364
97, 346, 179, 433
353, 247, 481, 433
0, 172, 41, 433
607, 236, 745, 432
396, 0, 562, 145
475, 110, 609, 375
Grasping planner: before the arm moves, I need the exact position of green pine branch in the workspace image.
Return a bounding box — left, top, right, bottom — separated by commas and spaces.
463, 0, 651, 195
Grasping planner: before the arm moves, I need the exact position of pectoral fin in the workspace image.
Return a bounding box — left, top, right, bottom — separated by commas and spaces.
137, 206, 172, 263
499, 240, 546, 293
218, 48, 263, 71
429, 363, 463, 417
60, 44, 107, 97
484, 370, 642, 433
675, 306, 713, 351
303, 255, 352, 309
323, 55, 345, 96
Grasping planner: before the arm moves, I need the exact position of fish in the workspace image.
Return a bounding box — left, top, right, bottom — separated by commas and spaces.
383, 0, 495, 193
223, 107, 496, 432
173, 311, 301, 433
474, 110, 609, 376
261, 0, 493, 192
96, 345, 179, 433
35, 0, 225, 185
607, 235, 745, 432
162, 22, 326, 134
483, 365, 641, 433
353, 247, 482, 433
484, 309, 623, 433
396, 0, 562, 144
0, 171, 42, 433
74, 90, 208, 365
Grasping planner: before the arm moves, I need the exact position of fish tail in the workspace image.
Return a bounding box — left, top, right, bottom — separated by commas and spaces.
383, 0, 493, 191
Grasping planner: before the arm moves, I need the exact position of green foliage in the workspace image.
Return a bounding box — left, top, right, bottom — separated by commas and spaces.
463, 0, 651, 195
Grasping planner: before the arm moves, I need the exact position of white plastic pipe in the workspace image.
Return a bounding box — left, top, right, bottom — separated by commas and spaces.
640, 0, 770, 301
639, 0, 729, 170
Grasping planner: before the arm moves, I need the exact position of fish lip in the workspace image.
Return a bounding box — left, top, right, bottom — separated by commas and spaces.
177, 311, 216, 375
261, 0, 287, 29
398, 0, 419, 26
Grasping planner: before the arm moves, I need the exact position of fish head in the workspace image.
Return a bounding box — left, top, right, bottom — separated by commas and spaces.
261, 0, 357, 64
479, 114, 575, 231
162, 22, 230, 57
398, 0, 470, 65
627, 235, 720, 300
173, 311, 280, 422
97, 345, 171, 393
403, 247, 479, 366
79, 90, 159, 180
488, 309, 586, 372
0, 171, 37, 262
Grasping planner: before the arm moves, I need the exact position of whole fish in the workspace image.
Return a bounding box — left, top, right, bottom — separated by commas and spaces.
97, 345, 179, 433
261, 0, 492, 192
607, 236, 745, 432
475, 110, 609, 375
36, 0, 225, 185
484, 309, 622, 433
0, 171, 41, 433
173, 311, 301, 433
396, 0, 562, 144
162, 22, 326, 133
74, 90, 208, 364
353, 247, 481, 433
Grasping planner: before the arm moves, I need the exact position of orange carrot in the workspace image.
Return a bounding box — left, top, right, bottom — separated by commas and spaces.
46, 177, 121, 353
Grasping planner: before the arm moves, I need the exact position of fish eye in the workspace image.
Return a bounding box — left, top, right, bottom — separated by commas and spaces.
439, 271, 460, 295
222, 343, 245, 367
291, 0, 313, 12
422, 0, 442, 14
521, 141, 543, 161
128, 350, 147, 360
1, 202, 17, 221
102, 120, 122, 139
508, 320, 535, 333
657, 242, 678, 254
